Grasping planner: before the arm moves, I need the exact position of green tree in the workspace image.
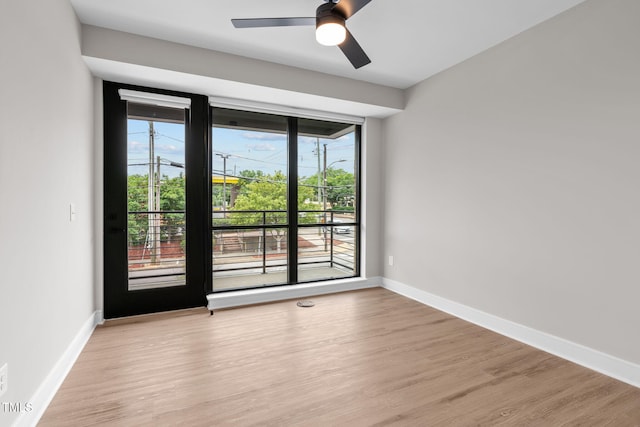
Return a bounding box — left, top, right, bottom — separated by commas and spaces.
230, 171, 315, 252
303, 168, 355, 208
159, 173, 186, 245
237, 169, 265, 193
127, 174, 186, 246
160, 173, 185, 211
127, 174, 149, 246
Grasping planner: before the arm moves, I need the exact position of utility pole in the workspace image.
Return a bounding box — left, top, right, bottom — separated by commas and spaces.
323, 144, 328, 213
323, 144, 328, 251
155, 155, 162, 261
216, 154, 231, 215
316, 138, 321, 203
148, 121, 159, 263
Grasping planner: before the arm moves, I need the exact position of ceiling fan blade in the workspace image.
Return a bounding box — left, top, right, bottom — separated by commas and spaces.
332, 0, 373, 19
231, 17, 315, 28
338, 29, 371, 69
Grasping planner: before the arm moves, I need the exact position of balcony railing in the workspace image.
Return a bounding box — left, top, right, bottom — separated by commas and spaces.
127, 210, 186, 289
125, 209, 357, 291
212, 210, 357, 290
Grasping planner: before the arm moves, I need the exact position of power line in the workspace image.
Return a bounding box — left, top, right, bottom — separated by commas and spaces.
155, 132, 185, 144
212, 150, 287, 168
211, 170, 355, 191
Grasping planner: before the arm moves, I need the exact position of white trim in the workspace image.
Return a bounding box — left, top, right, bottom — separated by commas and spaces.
382, 278, 640, 389
209, 96, 365, 125
118, 89, 191, 109
207, 277, 381, 311
14, 311, 101, 427
95, 310, 105, 325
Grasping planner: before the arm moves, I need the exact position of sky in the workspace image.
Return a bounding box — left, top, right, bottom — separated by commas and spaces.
127, 119, 186, 178
127, 119, 356, 180
212, 127, 356, 179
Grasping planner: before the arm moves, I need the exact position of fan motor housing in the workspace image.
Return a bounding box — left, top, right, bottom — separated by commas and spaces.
316, 2, 346, 28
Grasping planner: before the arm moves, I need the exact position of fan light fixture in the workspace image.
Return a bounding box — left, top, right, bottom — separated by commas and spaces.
315, 5, 346, 46
231, 0, 373, 69
316, 21, 346, 46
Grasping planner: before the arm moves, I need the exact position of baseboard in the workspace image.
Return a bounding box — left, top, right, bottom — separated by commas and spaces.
14, 311, 101, 427
208, 276, 382, 311
382, 278, 640, 389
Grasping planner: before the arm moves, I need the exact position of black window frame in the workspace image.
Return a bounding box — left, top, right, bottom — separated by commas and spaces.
103, 80, 362, 318
210, 107, 362, 292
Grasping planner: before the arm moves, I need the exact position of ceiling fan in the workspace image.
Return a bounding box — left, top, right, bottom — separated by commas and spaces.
231, 0, 373, 69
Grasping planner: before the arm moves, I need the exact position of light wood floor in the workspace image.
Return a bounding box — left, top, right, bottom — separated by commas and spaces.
40, 288, 640, 426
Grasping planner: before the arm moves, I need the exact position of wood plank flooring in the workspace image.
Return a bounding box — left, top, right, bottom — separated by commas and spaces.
39, 288, 640, 426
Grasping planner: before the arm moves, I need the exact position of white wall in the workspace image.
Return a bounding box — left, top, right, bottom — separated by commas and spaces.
383, 0, 640, 364
0, 0, 95, 424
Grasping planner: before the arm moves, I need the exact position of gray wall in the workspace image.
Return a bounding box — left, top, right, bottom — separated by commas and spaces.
81, 25, 404, 118
3, 1, 639, 424
0, 0, 95, 424
362, 118, 384, 279
382, 0, 640, 364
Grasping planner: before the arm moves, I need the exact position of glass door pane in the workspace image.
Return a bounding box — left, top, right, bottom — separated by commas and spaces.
297, 118, 358, 282
127, 103, 186, 290
211, 108, 288, 291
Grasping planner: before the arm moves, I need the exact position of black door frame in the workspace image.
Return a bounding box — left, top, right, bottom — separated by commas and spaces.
103, 81, 210, 319
104, 81, 362, 317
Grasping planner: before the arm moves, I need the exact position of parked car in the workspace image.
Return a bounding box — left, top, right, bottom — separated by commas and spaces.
332, 219, 351, 234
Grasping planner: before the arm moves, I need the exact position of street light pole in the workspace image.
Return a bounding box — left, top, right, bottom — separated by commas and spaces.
322, 143, 346, 251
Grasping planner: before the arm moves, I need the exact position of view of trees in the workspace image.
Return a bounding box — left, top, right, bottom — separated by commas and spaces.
128, 168, 355, 248
127, 173, 185, 246
229, 171, 315, 252
233, 168, 355, 213
302, 168, 355, 209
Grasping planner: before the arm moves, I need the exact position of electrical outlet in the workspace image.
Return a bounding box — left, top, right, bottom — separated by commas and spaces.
0, 363, 7, 397
388, 255, 394, 266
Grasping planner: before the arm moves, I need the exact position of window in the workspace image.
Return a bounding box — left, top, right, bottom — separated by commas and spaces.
211, 108, 360, 291
126, 102, 187, 290
104, 81, 362, 316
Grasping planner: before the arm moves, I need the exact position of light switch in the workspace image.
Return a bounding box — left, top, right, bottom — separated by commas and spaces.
70, 203, 76, 222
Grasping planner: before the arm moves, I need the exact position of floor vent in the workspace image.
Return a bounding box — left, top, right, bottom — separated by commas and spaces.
296, 300, 315, 308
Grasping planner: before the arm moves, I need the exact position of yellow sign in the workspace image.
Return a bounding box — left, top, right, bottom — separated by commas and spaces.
212, 176, 239, 185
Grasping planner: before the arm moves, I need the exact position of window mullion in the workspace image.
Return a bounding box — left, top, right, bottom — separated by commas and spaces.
287, 117, 299, 285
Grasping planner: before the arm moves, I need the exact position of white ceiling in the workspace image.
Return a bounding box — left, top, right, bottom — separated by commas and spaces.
70, 0, 587, 90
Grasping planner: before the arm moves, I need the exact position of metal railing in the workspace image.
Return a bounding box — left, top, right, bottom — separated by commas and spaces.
212, 210, 357, 279
127, 211, 186, 284
124, 209, 358, 287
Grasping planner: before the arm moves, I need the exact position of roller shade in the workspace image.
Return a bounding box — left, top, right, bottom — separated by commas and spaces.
209, 96, 364, 125
118, 89, 191, 109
